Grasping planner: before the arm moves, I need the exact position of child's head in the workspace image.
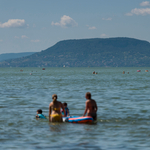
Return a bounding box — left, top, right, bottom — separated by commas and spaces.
37, 109, 42, 114
63, 102, 67, 108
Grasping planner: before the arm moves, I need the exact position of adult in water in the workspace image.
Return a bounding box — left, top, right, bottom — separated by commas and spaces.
83, 92, 98, 121
49, 94, 66, 122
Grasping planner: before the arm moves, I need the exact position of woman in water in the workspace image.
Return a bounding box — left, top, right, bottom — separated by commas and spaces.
49, 94, 66, 122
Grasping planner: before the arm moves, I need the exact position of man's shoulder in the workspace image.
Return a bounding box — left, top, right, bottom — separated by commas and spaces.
86, 99, 95, 103
86, 99, 90, 103
91, 99, 96, 102
88, 99, 96, 104
92, 99, 97, 104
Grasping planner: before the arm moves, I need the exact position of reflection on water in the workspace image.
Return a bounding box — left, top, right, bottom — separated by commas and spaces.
49, 123, 64, 132
0, 67, 150, 150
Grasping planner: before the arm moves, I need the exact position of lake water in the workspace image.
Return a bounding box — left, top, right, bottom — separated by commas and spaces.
0, 67, 150, 150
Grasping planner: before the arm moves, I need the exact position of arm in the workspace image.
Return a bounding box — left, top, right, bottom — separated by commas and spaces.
36, 115, 39, 118
61, 103, 66, 117
67, 109, 69, 117
49, 103, 51, 122
95, 101, 98, 112
83, 101, 88, 116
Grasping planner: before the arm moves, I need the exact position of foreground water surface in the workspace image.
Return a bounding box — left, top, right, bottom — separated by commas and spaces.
0, 67, 150, 150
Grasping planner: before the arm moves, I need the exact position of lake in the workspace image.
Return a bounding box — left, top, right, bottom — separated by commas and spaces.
0, 67, 150, 150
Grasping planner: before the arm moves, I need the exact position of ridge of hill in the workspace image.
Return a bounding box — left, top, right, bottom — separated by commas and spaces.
0, 37, 150, 67
0, 52, 35, 62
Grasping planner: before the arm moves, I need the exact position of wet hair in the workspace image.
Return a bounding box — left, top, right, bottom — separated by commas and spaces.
37, 109, 42, 114
52, 94, 57, 103
86, 92, 91, 99
63, 102, 67, 106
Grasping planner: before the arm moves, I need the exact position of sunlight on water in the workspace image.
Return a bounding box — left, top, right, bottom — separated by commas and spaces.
0, 67, 150, 150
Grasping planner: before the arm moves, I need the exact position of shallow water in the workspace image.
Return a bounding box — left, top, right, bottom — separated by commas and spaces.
0, 67, 150, 150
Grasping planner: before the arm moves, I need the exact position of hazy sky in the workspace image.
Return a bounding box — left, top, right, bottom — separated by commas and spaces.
0, 0, 150, 54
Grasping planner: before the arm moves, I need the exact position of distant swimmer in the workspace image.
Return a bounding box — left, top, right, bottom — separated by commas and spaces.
83, 92, 98, 121
93, 71, 95, 74
49, 94, 66, 122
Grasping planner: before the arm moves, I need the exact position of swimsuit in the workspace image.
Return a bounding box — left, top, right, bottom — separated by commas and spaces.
91, 113, 97, 120
88, 113, 97, 121
61, 107, 69, 116
50, 107, 62, 121
50, 114, 62, 121
53, 107, 60, 111
38, 114, 46, 119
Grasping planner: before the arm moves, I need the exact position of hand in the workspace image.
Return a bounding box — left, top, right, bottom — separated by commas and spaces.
36, 115, 39, 118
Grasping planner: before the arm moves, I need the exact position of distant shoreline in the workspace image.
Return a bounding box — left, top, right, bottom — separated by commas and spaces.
0, 37, 150, 67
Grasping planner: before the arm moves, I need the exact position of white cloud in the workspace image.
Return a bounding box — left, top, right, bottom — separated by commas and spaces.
140, 1, 150, 6
126, 8, 150, 16
100, 34, 107, 38
14, 36, 19, 39
86, 25, 96, 30
125, 13, 133, 16
14, 35, 28, 39
89, 26, 96, 30
31, 40, 40, 43
51, 15, 78, 28
21, 35, 28, 39
102, 18, 112, 21
0, 19, 27, 28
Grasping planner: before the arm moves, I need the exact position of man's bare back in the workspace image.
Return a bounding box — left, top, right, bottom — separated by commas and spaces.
83, 92, 98, 120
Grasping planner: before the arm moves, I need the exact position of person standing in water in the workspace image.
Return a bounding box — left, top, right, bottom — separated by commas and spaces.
49, 94, 66, 122
83, 92, 98, 121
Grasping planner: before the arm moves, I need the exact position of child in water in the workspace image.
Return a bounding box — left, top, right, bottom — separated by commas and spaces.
36, 109, 46, 119
61, 102, 69, 117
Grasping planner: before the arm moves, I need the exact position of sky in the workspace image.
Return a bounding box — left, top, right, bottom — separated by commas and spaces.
0, 0, 150, 54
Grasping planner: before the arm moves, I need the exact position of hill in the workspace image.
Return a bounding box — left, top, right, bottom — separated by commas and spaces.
0, 37, 150, 67
0, 52, 35, 62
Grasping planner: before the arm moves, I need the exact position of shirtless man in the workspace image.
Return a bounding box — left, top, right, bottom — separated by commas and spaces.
83, 92, 98, 121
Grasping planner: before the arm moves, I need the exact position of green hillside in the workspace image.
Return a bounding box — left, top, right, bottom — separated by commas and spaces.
0, 37, 150, 67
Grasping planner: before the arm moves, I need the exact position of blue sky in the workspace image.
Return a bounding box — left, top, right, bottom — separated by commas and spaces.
0, 0, 150, 54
